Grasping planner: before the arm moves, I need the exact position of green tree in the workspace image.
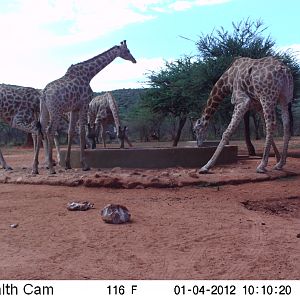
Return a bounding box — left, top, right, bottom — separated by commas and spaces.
143, 57, 207, 146
197, 19, 275, 60
126, 100, 164, 142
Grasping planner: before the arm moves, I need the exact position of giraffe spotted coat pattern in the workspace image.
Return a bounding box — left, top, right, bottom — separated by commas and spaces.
34, 40, 136, 174
0, 84, 72, 172
194, 56, 293, 173
0, 84, 40, 170
87, 92, 133, 148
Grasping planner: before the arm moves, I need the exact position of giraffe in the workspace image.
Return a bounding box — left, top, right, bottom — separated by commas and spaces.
0, 84, 67, 172
0, 84, 40, 170
34, 40, 136, 174
193, 56, 293, 174
87, 92, 133, 148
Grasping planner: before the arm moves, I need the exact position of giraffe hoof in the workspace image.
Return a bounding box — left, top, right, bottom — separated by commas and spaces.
5, 166, 13, 171
198, 167, 209, 174
274, 164, 283, 171
31, 170, 39, 175
82, 166, 90, 171
256, 167, 267, 174
65, 162, 72, 170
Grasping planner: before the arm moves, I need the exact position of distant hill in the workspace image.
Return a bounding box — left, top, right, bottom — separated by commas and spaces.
94, 88, 147, 115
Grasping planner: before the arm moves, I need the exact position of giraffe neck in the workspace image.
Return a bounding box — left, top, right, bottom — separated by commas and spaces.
66, 46, 119, 82
202, 71, 232, 123
107, 93, 121, 130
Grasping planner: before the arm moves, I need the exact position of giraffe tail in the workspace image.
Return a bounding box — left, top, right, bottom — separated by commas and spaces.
38, 92, 49, 140
288, 102, 294, 136
36, 121, 44, 140
285, 67, 294, 136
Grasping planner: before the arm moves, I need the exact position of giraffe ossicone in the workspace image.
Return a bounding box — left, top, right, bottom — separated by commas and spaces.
194, 56, 293, 174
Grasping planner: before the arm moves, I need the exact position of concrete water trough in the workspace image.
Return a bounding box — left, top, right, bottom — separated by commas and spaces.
59, 142, 238, 169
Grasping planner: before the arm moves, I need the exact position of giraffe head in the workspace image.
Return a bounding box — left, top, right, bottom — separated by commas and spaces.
117, 40, 137, 63
193, 116, 209, 147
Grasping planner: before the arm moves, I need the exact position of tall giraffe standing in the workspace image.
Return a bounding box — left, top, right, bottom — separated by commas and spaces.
194, 56, 293, 173
34, 40, 136, 174
87, 92, 133, 148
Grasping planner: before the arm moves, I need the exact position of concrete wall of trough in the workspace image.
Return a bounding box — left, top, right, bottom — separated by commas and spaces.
59, 145, 238, 169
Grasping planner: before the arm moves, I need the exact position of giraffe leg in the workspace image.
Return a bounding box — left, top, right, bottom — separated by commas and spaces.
54, 135, 61, 166
42, 138, 50, 166
36, 100, 50, 174
94, 124, 99, 145
271, 140, 281, 163
46, 133, 56, 174
45, 116, 60, 174
125, 134, 133, 147
199, 99, 250, 173
42, 136, 57, 167
86, 123, 97, 149
79, 109, 90, 171
243, 111, 256, 156
11, 113, 40, 172
256, 103, 276, 173
32, 133, 41, 174
0, 149, 12, 170
91, 125, 97, 149
256, 109, 281, 162
274, 102, 290, 170
65, 111, 79, 169
118, 126, 126, 149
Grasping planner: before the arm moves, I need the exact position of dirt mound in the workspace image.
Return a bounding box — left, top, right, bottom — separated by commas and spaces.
242, 196, 300, 218
1, 157, 300, 189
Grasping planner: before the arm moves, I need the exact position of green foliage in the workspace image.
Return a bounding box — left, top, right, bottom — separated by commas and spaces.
127, 99, 164, 141
141, 57, 210, 144
145, 58, 200, 114
197, 19, 275, 60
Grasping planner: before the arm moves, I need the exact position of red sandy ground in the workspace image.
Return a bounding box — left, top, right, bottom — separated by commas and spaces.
0, 140, 299, 280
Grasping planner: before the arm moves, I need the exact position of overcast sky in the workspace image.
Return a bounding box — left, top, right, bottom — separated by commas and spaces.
0, 0, 299, 92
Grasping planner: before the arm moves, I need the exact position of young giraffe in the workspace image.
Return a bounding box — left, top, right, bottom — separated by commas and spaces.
87, 92, 133, 148
194, 56, 293, 174
34, 40, 136, 174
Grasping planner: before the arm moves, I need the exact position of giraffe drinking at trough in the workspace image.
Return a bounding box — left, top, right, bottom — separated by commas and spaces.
87, 92, 133, 148
193, 56, 294, 174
